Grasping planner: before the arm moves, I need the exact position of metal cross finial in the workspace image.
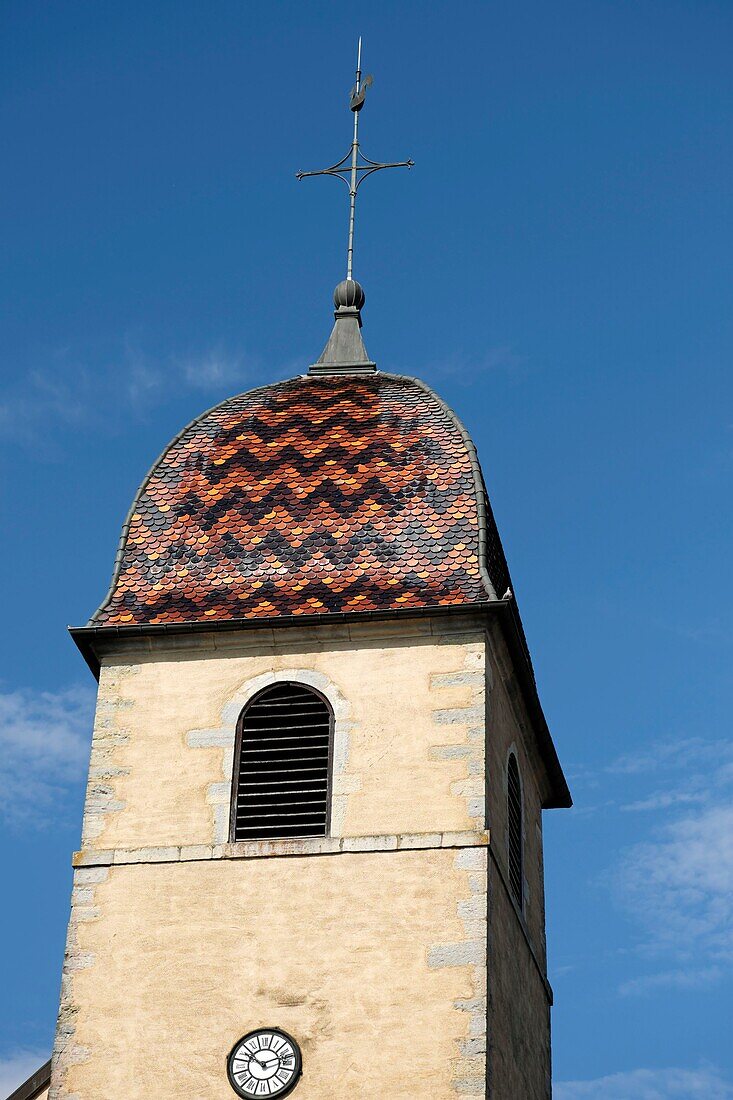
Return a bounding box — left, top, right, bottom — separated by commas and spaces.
297, 37, 414, 282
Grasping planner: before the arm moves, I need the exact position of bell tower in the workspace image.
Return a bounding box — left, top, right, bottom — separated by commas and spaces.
49, 45, 570, 1100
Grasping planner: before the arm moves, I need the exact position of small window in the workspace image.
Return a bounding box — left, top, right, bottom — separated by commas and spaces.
507, 752, 523, 909
231, 683, 333, 842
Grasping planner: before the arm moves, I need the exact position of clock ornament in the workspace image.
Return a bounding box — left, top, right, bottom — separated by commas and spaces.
227, 1028, 302, 1098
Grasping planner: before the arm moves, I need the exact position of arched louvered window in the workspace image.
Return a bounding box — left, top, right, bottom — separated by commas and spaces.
230, 683, 333, 842
507, 752, 523, 909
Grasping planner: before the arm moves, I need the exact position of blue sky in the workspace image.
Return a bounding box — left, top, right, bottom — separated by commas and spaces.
1, 1, 732, 1096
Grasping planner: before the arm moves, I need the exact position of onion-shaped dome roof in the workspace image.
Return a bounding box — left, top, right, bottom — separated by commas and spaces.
91, 372, 513, 627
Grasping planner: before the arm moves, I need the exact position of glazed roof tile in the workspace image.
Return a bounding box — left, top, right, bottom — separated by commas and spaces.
91, 373, 513, 626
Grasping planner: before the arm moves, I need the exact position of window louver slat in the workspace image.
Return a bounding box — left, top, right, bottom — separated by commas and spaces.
232, 683, 332, 842
507, 753, 523, 909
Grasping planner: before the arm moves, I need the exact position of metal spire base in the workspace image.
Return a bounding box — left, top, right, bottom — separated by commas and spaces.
309, 305, 376, 375
309, 277, 376, 375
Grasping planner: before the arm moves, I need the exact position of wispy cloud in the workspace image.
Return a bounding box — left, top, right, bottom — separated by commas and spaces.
0, 367, 92, 446
0, 1050, 50, 1097
609, 736, 733, 991
123, 341, 252, 406
618, 965, 724, 997
616, 743, 733, 815
0, 339, 271, 449
620, 788, 708, 812
427, 344, 525, 384
568, 735, 733, 816
608, 736, 731, 778
613, 802, 733, 965
175, 346, 248, 390
0, 685, 95, 828
568, 734, 733, 995
555, 1065, 733, 1099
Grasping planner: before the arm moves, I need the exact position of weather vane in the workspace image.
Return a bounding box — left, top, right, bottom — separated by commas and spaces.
297, 37, 414, 282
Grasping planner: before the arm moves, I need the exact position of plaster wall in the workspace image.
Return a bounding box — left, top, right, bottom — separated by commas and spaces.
51, 849, 486, 1100
487, 854, 552, 1099
80, 621, 486, 853
52, 615, 557, 1100
484, 623, 552, 1097
484, 622, 548, 964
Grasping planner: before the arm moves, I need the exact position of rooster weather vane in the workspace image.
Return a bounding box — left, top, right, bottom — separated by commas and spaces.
297, 38, 414, 282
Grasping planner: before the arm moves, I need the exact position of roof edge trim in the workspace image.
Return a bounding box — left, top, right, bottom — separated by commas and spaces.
493, 601, 572, 809
7, 1059, 52, 1100
73, 600, 494, 677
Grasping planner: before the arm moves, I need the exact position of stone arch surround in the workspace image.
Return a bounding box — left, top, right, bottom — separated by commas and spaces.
187, 667, 360, 846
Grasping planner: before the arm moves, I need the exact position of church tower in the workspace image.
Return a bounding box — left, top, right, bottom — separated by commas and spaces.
50, 46, 570, 1100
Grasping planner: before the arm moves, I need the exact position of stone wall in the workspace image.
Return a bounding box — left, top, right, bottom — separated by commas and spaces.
51, 618, 491, 1099
79, 618, 487, 854
485, 619, 553, 1098
487, 853, 552, 1099
51, 614, 558, 1099
50, 848, 487, 1099
485, 619, 549, 967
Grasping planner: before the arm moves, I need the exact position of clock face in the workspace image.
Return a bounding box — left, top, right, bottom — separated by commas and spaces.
227, 1029, 302, 1099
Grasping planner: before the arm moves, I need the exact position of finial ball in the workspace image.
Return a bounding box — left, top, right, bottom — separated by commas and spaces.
334, 278, 365, 310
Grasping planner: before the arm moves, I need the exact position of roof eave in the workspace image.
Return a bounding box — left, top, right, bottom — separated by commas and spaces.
70, 602, 494, 678
491, 600, 572, 809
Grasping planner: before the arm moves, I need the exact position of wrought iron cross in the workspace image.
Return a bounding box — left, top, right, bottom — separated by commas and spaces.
297, 38, 414, 282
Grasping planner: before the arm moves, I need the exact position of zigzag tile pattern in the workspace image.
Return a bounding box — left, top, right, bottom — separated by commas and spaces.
92, 374, 490, 625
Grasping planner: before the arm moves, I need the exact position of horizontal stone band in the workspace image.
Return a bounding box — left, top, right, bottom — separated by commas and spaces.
72, 829, 489, 868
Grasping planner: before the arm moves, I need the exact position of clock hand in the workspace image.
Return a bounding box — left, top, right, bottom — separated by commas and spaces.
248, 1051, 279, 1069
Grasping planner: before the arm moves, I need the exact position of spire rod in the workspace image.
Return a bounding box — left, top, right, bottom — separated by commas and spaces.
296, 38, 413, 284
346, 37, 362, 280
